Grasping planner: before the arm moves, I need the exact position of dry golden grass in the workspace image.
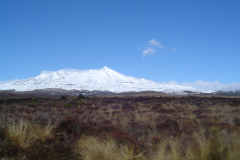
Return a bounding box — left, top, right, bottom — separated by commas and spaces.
186, 129, 211, 160
152, 138, 182, 160
185, 128, 240, 160
2, 118, 54, 149
32, 122, 54, 142
3, 119, 36, 148
75, 136, 145, 160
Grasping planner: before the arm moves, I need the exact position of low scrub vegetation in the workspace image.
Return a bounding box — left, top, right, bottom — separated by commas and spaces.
0, 95, 240, 159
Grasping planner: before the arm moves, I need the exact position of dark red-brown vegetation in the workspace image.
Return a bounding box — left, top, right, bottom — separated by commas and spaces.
0, 94, 240, 159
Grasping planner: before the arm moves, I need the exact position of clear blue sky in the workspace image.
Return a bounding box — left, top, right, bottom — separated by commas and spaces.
1, 0, 240, 85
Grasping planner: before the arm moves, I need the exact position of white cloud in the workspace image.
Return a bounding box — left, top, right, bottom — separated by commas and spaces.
140, 39, 165, 58
142, 47, 155, 57
140, 39, 176, 58
148, 39, 164, 49
176, 80, 240, 90
168, 81, 179, 85
148, 39, 159, 46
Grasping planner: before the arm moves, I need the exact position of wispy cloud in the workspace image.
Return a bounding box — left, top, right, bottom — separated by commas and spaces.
140, 39, 176, 58
148, 39, 164, 49
142, 47, 155, 57
167, 80, 240, 91
181, 81, 240, 90
140, 39, 165, 58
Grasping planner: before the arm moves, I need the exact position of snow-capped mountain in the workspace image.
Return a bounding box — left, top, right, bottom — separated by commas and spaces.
0, 67, 213, 94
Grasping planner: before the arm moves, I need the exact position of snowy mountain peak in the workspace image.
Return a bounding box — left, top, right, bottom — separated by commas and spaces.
0, 67, 214, 94
100, 66, 117, 74
101, 66, 111, 71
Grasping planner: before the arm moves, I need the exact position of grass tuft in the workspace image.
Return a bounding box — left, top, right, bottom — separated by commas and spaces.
75, 136, 145, 160
3, 119, 36, 148
33, 122, 54, 142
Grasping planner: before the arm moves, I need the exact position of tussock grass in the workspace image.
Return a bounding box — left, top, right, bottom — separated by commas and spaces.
229, 133, 240, 159
2, 119, 54, 148
185, 128, 240, 160
186, 129, 211, 160
32, 122, 54, 142
3, 119, 36, 148
75, 136, 145, 160
152, 138, 182, 160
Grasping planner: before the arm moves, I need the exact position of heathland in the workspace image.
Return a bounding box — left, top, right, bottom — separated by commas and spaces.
0, 93, 240, 159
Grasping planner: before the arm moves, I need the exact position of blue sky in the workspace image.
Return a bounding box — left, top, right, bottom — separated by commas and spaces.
1, 0, 240, 89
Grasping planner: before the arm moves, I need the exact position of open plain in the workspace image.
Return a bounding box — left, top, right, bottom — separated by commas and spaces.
1, 93, 240, 159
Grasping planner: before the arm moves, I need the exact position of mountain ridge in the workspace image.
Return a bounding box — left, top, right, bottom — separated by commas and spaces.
0, 67, 213, 94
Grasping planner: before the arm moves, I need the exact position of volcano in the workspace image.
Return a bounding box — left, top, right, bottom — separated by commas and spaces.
0, 67, 213, 94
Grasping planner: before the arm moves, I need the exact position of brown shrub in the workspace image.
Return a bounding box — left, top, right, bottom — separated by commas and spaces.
55, 117, 96, 140
101, 119, 112, 125
174, 106, 186, 113
231, 109, 240, 113
96, 124, 136, 146
125, 121, 152, 135
202, 120, 216, 128
28, 104, 36, 108
155, 108, 175, 114
216, 122, 231, 130
87, 107, 100, 111
108, 130, 137, 146
72, 109, 84, 115
25, 138, 74, 160
0, 143, 21, 157
87, 121, 97, 126
156, 119, 181, 136
233, 117, 240, 126
193, 109, 212, 115
112, 105, 120, 110
112, 111, 121, 117
151, 106, 162, 111
122, 105, 135, 111
142, 105, 150, 109
196, 115, 208, 119
155, 103, 163, 107
154, 114, 171, 121
97, 124, 121, 133
104, 111, 110, 117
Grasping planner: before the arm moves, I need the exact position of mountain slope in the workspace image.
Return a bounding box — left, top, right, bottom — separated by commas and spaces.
0, 67, 212, 94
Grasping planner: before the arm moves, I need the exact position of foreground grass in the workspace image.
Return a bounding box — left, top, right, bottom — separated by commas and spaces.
75, 136, 143, 160
1, 95, 240, 159
3, 119, 35, 148
2, 119, 54, 147
1, 120, 240, 160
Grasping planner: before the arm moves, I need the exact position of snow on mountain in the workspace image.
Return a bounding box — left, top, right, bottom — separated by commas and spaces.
0, 67, 214, 94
